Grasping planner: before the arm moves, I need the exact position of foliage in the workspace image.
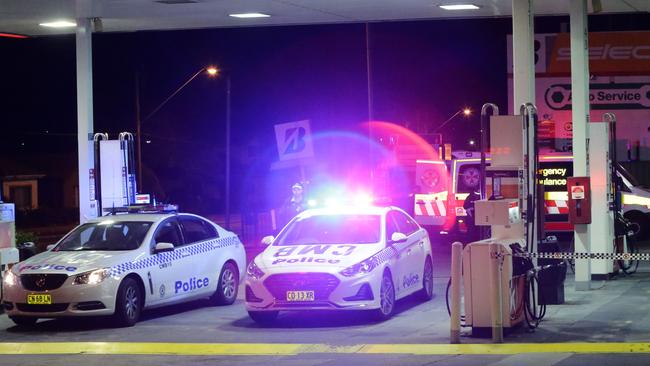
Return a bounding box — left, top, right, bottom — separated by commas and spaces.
16, 230, 37, 245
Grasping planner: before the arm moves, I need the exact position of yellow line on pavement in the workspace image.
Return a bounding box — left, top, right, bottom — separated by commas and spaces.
1, 342, 650, 356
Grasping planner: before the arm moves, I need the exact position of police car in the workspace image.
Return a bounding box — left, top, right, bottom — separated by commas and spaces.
245, 205, 433, 322
2, 213, 245, 327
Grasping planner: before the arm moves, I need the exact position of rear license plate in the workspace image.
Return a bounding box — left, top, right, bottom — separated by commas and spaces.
27, 294, 52, 305
286, 290, 315, 302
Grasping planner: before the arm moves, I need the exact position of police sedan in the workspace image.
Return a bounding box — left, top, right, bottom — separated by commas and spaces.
2, 213, 246, 327
245, 205, 433, 322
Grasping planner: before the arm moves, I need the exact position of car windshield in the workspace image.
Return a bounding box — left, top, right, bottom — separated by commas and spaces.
54, 221, 153, 251
275, 214, 381, 245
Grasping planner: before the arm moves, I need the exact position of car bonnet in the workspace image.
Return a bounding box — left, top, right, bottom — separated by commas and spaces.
15, 250, 138, 276
256, 243, 385, 270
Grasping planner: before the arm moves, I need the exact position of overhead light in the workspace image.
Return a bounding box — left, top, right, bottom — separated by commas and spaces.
439, 4, 480, 10
229, 13, 270, 18
206, 66, 218, 76
39, 20, 77, 28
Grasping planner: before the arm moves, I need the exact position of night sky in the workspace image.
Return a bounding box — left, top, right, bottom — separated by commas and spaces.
1, 13, 649, 216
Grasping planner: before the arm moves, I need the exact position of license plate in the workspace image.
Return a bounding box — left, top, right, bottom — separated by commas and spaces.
27, 294, 52, 305
286, 290, 315, 302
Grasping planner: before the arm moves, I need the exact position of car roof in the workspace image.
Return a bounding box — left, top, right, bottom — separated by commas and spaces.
85, 213, 180, 224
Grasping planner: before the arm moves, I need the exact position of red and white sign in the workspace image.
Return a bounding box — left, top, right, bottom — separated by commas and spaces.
135, 194, 151, 204
571, 186, 585, 200
508, 31, 650, 159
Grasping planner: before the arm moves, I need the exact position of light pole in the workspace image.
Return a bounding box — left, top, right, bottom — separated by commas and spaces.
202, 66, 231, 230
434, 107, 472, 133
225, 74, 231, 230
135, 66, 217, 191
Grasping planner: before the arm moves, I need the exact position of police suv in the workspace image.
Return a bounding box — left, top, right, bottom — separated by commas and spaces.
245, 205, 433, 322
2, 212, 246, 327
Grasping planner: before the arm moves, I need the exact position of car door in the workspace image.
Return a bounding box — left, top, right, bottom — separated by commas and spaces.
390, 210, 426, 296
148, 217, 193, 304
385, 211, 411, 296
178, 215, 220, 297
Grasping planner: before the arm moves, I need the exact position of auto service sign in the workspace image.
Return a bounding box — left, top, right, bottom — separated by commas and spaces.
507, 31, 650, 159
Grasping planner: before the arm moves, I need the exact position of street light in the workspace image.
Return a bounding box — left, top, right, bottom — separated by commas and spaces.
135, 66, 217, 190
434, 107, 472, 133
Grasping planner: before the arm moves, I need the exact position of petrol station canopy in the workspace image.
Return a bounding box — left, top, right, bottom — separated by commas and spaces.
1, 0, 649, 37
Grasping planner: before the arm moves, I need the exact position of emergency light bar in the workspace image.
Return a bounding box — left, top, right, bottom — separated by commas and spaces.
103, 203, 179, 215
306, 193, 393, 209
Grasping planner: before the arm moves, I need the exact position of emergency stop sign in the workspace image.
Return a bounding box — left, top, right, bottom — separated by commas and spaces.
571, 185, 585, 199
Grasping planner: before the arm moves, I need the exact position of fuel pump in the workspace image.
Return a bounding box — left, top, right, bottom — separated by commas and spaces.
461, 102, 543, 337
93, 132, 139, 216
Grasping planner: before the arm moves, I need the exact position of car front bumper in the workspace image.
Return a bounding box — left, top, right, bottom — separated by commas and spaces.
245, 268, 382, 312
2, 274, 120, 318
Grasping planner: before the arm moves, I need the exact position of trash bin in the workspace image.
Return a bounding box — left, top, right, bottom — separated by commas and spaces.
538, 238, 567, 305
17, 241, 37, 261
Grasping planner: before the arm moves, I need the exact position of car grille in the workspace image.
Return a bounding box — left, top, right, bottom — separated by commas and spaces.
16, 303, 69, 313
75, 301, 106, 311
263, 273, 339, 301
20, 274, 69, 291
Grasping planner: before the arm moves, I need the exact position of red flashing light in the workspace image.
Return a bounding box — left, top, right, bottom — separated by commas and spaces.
0, 33, 29, 39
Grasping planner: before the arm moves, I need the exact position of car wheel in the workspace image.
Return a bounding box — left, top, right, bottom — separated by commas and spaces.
248, 310, 279, 323
113, 277, 142, 327
373, 271, 396, 321
418, 257, 434, 301
211, 262, 239, 305
624, 211, 649, 240
10, 316, 38, 326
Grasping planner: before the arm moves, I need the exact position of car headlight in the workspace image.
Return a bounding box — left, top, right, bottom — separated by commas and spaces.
73, 268, 111, 285
246, 261, 265, 280
3, 270, 17, 287
340, 255, 380, 277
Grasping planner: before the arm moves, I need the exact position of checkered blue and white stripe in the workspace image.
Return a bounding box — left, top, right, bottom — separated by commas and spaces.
513, 251, 650, 261
373, 246, 397, 265
110, 235, 240, 277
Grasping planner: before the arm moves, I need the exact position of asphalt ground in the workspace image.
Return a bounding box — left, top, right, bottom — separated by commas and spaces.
2, 238, 650, 365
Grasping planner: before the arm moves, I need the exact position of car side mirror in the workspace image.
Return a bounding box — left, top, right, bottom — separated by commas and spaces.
154, 242, 175, 253
261, 235, 274, 246
389, 232, 408, 245
46, 244, 56, 251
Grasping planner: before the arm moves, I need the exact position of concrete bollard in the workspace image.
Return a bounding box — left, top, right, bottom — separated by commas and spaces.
450, 241, 462, 344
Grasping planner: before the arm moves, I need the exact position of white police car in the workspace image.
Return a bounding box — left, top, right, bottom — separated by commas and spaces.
245, 205, 433, 322
2, 213, 245, 327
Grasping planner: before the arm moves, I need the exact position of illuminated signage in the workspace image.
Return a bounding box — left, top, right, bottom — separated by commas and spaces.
538, 162, 572, 191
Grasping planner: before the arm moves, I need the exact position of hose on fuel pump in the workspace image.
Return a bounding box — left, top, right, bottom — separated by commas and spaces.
520, 103, 539, 257
520, 104, 547, 330
510, 243, 546, 330
523, 267, 546, 329
445, 278, 466, 326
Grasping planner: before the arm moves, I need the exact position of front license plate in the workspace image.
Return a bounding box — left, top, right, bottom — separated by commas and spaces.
286, 290, 315, 302
27, 294, 52, 305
